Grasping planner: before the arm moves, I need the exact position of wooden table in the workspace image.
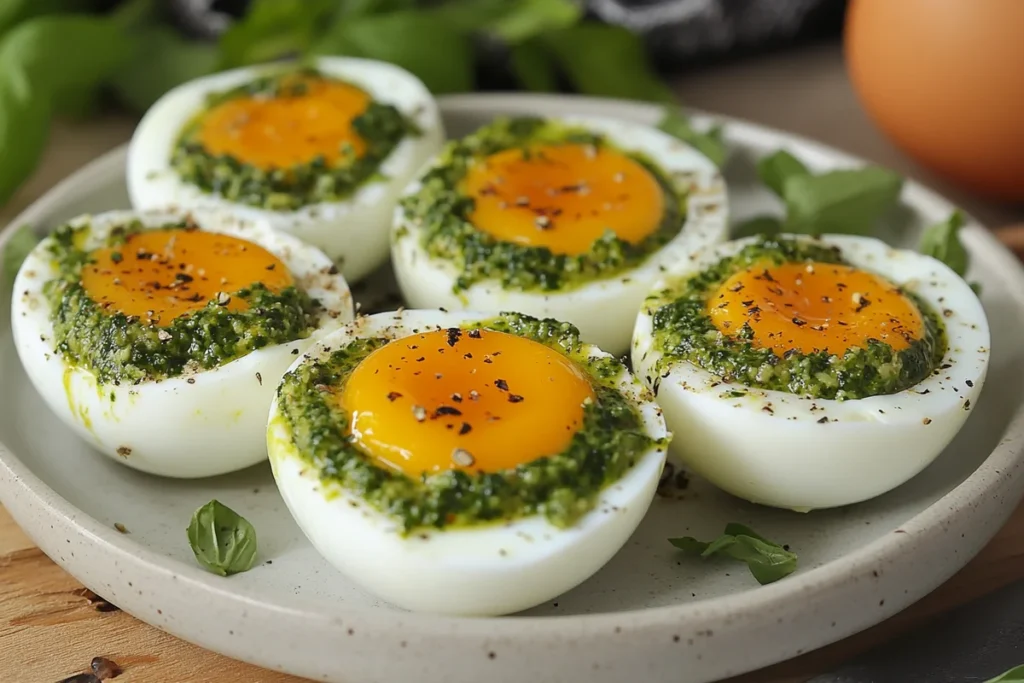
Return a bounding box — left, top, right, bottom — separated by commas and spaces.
2, 43, 1023, 682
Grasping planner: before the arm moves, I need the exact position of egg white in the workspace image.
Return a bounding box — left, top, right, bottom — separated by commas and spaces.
390, 116, 728, 355
267, 309, 668, 616
11, 209, 354, 478
127, 57, 445, 284
632, 234, 990, 511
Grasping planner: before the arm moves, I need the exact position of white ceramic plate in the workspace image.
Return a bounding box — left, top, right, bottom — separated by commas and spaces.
2, 94, 1023, 683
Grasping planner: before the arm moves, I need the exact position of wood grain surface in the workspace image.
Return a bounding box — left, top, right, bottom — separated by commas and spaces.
1, 43, 1022, 683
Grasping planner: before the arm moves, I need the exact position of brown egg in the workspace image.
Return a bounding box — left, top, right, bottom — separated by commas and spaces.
845, 0, 1024, 201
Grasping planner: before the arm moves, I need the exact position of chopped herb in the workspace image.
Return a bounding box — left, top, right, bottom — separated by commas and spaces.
186, 500, 258, 577
669, 523, 797, 585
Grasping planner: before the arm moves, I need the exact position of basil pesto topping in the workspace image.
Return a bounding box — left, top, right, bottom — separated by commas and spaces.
44, 219, 319, 384
274, 313, 661, 533
647, 236, 945, 401
399, 117, 687, 293
171, 68, 416, 212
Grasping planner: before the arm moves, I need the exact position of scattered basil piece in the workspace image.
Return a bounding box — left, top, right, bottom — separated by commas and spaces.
111, 27, 219, 112
757, 149, 810, 198
315, 10, 474, 93
509, 39, 558, 92
918, 209, 969, 277
219, 0, 337, 68
543, 23, 673, 102
732, 215, 783, 239
658, 108, 728, 168
2, 224, 39, 287
985, 665, 1024, 682
187, 500, 258, 576
670, 523, 797, 585
783, 167, 904, 236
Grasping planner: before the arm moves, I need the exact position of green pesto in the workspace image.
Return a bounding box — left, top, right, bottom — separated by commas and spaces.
171, 67, 417, 212
646, 236, 945, 401
275, 312, 662, 533
43, 219, 319, 384
399, 117, 688, 293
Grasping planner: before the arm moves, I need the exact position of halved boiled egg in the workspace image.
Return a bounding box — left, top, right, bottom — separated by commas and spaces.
632, 234, 989, 510
11, 209, 353, 477
128, 57, 444, 283
391, 116, 727, 354
267, 310, 668, 615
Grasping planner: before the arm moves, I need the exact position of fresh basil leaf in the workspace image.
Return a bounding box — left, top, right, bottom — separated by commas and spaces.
985, 665, 1024, 682
0, 75, 50, 206
918, 209, 969, 277
112, 27, 219, 111
0, 0, 94, 37
0, 14, 133, 203
544, 23, 673, 102
658, 108, 728, 168
782, 167, 904, 236
733, 215, 783, 239
670, 524, 797, 585
315, 10, 474, 93
0, 15, 134, 99
187, 500, 258, 576
757, 149, 810, 198
2, 224, 39, 287
509, 39, 557, 91
336, 0, 417, 18
220, 0, 337, 68
486, 0, 580, 43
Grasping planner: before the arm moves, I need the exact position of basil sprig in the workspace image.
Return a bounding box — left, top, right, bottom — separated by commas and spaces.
737, 149, 904, 239
919, 209, 969, 277
187, 500, 258, 576
670, 523, 797, 585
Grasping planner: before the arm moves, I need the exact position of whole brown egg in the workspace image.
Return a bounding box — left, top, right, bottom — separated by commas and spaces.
845, 0, 1024, 201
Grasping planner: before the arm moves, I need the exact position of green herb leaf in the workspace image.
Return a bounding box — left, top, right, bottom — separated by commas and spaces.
670, 524, 797, 585
0, 75, 51, 206
543, 23, 673, 102
658, 108, 728, 168
757, 149, 810, 198
782, 167, 904, 236
509, 39, 557, 91
484, 0, 580, 43
0, 14, 134, 203
2, 224, 39, 287
219, 0, 337, 68
0, 0, 94, 37
732, 215, 783, 239
336, 0, 417, 18
985, 665, 1024, 682
315, 10, 474, 93
918, 209, 969, 277
187, 500, 258, 576
112, 27, 219, 112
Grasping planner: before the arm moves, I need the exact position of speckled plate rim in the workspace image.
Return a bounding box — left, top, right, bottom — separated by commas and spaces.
1, 93, 1023, 682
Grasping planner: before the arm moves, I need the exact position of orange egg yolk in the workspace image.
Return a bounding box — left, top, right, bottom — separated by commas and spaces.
80, 228, 292, 325
340, 328, 596, 476
462, 144, 665, 255
708, 261, 923, 356
197, 78, 370, 169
